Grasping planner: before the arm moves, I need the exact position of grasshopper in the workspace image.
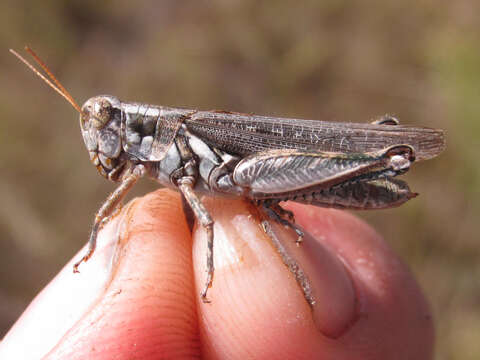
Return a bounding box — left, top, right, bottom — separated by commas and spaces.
11, 47, 445, 303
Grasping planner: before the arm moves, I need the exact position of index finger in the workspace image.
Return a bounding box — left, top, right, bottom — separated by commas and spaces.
193, 199, 434, 360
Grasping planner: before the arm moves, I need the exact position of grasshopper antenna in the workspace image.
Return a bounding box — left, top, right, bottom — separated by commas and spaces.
9, 47, 82, 114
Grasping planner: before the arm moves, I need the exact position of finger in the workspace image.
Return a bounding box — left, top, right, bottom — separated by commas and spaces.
193, 198, 357, 360
193, 199, 433, 360
288, 202, 434, 359
0, 189, 200, 360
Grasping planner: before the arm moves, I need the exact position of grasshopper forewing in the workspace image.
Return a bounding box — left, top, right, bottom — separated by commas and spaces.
11, 47, 446, 303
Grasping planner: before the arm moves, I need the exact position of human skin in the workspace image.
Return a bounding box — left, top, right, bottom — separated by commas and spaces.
0, 189, 434, 359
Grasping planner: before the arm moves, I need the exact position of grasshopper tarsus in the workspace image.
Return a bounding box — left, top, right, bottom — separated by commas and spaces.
73, 255, 89, 273
295, 230, 305, 245
201, 292, 212, 304
200, 268, 214, 304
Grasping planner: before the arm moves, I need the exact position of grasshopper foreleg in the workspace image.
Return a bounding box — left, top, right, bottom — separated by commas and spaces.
73, 165, 144, 273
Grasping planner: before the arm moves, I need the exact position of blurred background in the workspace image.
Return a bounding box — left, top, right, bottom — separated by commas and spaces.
0, 1, 478, 358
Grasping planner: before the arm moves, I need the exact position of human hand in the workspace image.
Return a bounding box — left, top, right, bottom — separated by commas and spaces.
0, 189, 433, 359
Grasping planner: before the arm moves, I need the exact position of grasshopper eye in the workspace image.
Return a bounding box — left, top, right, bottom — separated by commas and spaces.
80, 95, 120, 130
90, 99, 113, 128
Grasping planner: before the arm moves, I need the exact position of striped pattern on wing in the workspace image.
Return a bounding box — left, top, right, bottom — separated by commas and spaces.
185, 111, 445, 161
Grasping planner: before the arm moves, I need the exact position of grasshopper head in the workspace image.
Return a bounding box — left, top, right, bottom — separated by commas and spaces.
80, 95, 126, 181
10, 48, 129, 182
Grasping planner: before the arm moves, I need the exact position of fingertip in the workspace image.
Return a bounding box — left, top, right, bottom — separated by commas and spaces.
287, 202, 435, 359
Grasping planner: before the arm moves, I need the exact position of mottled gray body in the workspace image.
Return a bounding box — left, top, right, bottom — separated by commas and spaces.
76, 95, 445, 302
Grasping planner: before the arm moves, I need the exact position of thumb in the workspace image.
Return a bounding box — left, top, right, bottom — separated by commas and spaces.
0, 190, 200, 360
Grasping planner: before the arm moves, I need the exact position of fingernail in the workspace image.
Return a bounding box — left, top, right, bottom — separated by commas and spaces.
265, 219, 357, 338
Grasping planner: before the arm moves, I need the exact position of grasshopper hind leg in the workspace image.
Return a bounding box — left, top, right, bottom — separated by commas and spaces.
260, 201, 305, 244
259, 208, 315, 307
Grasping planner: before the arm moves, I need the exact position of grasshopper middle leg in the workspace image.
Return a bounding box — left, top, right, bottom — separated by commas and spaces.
178, 179, 214, 303
174, 134, 215, 302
